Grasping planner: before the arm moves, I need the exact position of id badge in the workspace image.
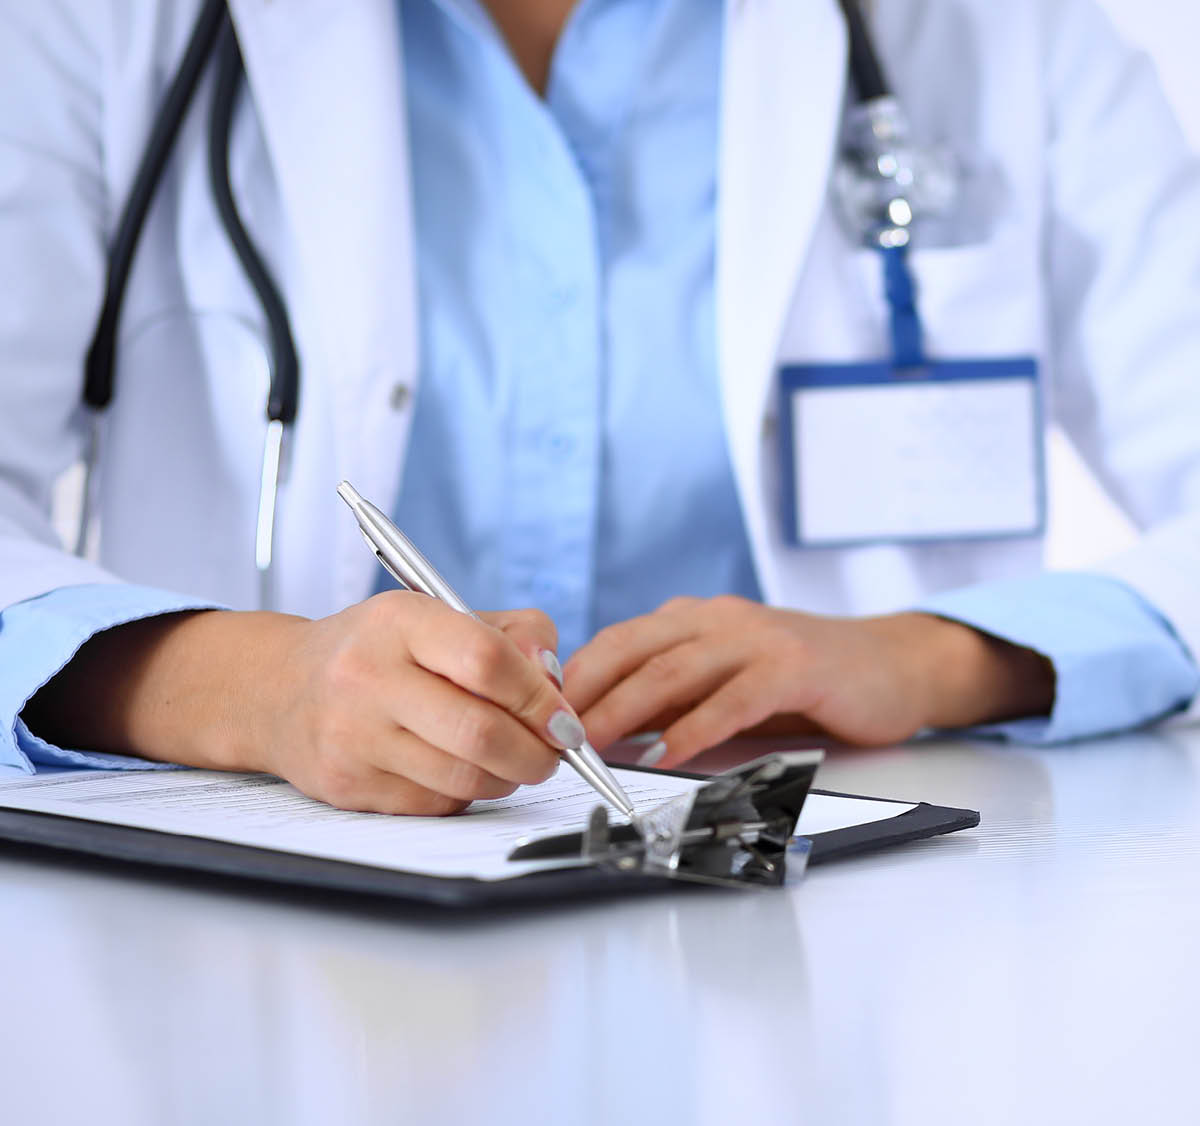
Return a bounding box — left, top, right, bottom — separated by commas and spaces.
778, 358, 1045, 547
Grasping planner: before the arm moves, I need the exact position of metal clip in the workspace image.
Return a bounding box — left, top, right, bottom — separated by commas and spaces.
508, 750, 824, 889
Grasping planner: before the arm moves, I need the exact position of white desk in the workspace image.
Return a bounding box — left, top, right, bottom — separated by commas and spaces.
1, 731, 1198, 1126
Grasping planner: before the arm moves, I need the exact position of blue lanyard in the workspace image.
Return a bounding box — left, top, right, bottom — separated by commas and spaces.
881, 244, 925, 370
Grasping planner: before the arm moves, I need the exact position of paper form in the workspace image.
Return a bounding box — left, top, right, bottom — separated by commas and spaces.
0, 767, 915, 881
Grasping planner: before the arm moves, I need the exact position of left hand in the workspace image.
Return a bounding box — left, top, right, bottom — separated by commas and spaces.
562, 596, 1055, 770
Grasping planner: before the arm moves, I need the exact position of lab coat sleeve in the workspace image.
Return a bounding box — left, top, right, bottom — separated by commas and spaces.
0, 584, 221, 774
1042, 0, 1200, 721
915, 572, 1198, 744
0, 3, 127, 608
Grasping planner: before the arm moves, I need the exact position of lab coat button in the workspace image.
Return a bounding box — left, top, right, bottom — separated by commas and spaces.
389, 382, 412, 411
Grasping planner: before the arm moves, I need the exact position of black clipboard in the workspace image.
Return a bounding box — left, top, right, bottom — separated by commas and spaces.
0, 764, 979, 908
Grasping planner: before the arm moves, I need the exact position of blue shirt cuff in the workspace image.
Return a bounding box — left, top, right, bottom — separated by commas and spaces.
915, 572, 1199, 744
0, 583, 222, 774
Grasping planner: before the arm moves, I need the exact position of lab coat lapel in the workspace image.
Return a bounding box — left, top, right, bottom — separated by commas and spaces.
227, 0, 419, 609
717, 0, 847, 595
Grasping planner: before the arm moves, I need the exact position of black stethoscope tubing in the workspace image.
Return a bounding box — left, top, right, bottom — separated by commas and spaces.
837, 0, 889, 103
84, 0, 298, 426
208, 17, 300, 425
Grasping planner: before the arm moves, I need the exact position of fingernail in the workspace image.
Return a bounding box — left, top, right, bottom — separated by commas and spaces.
636, 740, 667, 768
539, 649, 563, 688
547, 709, 586, 750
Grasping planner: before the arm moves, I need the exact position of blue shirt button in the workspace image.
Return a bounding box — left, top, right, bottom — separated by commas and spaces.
549, 284, 580, 312
546, 432, 576, 460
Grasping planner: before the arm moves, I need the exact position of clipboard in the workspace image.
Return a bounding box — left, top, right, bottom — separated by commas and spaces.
0, 754, 979, 908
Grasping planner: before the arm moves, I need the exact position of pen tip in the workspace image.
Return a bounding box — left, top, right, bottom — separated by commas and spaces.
337, 480, 362, 508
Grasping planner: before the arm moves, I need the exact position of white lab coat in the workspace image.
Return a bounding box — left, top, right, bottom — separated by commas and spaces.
1, 0, 1199, 718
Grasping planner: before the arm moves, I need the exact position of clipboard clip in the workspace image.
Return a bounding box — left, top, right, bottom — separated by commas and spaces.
508, 750, 825, 889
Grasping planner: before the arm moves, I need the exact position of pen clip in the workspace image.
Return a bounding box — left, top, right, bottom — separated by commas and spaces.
361, 529, 411, 591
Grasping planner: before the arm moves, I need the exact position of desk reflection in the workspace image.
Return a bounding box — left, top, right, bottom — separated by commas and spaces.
0, 851, 814, 1126
2, 727, 1199, 1126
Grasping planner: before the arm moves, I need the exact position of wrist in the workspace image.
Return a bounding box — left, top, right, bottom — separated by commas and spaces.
139, 610, 312, 773
23, 609, 309, 773
893, 611, 1056, 731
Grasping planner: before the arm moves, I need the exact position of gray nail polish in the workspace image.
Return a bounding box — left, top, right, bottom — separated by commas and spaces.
540, 649, 564, 688
636, 740, 667, 768
548, 709, 586, 750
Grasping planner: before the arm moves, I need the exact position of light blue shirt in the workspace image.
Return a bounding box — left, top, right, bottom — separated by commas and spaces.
391, 0, 757, 658
0, 0, 1195, 775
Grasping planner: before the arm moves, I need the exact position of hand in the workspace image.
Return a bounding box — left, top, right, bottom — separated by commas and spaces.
24, 592, 585, 815
562, 595, 1055, 769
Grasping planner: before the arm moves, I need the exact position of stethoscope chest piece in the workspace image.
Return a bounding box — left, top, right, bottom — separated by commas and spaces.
833, 95, 961, 250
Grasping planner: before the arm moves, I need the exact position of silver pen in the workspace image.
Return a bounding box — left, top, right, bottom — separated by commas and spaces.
337, 481, 638, 821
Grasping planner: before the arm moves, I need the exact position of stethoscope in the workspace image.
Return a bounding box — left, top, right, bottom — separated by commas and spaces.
79, 0, 959, 591
80, 0, 295, 602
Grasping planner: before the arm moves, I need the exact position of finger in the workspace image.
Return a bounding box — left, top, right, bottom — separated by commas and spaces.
388, 665, 562, 785
480, 608, 563, 686
578, 640, 738, 753
365, 727, 522, 802
401, 599, 587, 754
562, 608, 699, 715
480, 608, 558, 660
650, 667, 782, 770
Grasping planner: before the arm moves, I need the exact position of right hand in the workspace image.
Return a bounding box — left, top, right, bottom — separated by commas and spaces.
23, 591, 585, 815
267, 592, 583, 814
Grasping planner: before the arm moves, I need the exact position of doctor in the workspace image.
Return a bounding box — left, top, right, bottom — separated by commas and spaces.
1, 0, 1198, 815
